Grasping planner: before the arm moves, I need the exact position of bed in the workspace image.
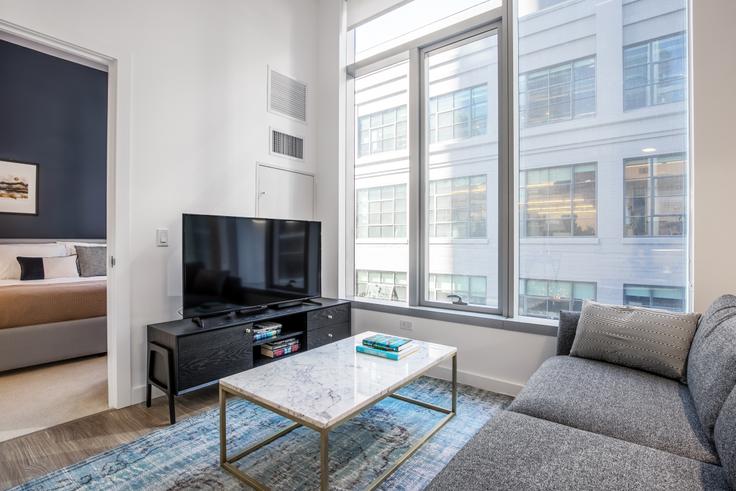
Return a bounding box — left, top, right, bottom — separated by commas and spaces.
0, 241, 107, 372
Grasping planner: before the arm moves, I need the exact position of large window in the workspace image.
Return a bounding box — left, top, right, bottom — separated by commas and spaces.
519, 279, 597, 320
429, 175, 487, 238
520, 163, 596, 238
356, 270, 407, 302
623, 284, 685, 312
429, 85, 488, 143
624, 154, 686, 237
519, 57, 596, 127
428, 274, 487, 305
346, 0, 691, 322
358, 106, 407, 157
624, 32, 686, 111
356, 184, 407, 239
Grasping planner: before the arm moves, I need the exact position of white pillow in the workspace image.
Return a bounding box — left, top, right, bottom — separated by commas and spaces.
42, 256, 80, 279
0, 243, 68, 280
57, 241, 106, 256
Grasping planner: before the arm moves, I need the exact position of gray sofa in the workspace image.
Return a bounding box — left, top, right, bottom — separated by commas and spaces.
429, 295, 736, 490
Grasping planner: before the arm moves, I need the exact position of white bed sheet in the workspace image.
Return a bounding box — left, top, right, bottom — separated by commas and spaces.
0, 276, 107, 288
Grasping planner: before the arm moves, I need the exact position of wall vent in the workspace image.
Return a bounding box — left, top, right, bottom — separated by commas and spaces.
269, 68, 307, 122
271, 129, 304, 160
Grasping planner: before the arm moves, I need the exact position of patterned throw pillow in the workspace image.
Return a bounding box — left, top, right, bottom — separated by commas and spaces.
570, 300, 700, 380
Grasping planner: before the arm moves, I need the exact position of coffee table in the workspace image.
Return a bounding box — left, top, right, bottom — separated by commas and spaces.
218, 331, 457, 490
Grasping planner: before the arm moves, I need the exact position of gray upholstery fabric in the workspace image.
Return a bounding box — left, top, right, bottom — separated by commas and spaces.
715, 386, 736, 489
508, 356, 718, 464
75, 245, 107, 277
570, 300, 700, 380
427, 411, 729, 491
688, 294, 736, 442
556, 310, 580, 356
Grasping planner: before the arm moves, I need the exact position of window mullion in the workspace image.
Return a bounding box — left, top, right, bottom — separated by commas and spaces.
408, 47, 421, 307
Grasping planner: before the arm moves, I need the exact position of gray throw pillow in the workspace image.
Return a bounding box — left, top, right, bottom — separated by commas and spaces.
76, 245, 107, 277
570, 300, 700, 380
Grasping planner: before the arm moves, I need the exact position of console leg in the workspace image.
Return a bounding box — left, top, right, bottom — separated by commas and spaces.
168, 391, 176, 424
146, 383, 152, 408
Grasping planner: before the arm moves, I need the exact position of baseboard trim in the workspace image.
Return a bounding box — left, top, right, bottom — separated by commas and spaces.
132, 368, 523, 405
427, 365, 523, 397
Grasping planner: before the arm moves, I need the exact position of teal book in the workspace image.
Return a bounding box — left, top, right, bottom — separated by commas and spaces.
356, 344, 418, 360
362, 334, 413, 352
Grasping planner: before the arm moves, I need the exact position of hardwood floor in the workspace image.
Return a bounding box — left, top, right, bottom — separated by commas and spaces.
0, 387, 219, 490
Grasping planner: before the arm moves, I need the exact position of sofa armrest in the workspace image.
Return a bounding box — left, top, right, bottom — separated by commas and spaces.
557, 311, 581, 356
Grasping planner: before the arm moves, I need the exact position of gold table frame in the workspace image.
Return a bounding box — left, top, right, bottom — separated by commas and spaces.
219, 353, 457, 490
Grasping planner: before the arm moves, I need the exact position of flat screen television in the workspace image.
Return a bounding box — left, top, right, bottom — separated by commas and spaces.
182, 213, 321, 318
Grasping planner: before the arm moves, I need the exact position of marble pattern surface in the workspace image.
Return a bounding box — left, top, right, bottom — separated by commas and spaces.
220, 332, 457, 429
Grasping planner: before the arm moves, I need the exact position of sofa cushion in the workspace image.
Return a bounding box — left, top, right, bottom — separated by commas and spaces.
508, 356, 718, 464
570, 300, 700, 380
715, 386, 736, 489
556, 310, 580, 356
688, 294, 736, 441
427, 411, 729, 491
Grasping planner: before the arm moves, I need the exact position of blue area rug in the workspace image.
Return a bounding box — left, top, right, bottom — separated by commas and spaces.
12, 377, 511, 490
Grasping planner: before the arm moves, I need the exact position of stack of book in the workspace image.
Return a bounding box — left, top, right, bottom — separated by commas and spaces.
253, 321, 282, 342
261, 337, 300, 358
356, 334, 418, 360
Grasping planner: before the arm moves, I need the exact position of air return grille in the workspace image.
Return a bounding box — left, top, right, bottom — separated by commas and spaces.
269, 69, 307, 122
272, 129, 304, 160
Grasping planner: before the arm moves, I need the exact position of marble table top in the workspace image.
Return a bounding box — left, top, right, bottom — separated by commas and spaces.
219, 331, 457, 429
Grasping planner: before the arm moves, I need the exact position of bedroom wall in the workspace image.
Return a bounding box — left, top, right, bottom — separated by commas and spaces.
0, 0, 319, 405
0, 39, 107, 239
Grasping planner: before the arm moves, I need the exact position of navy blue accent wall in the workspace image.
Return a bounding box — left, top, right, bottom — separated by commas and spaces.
0, 40, 107, 239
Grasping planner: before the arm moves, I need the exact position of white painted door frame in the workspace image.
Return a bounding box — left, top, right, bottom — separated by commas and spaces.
0, 20, 133, 408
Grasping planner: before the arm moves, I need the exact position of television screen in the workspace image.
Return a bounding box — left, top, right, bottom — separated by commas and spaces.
182, 214, 321, 318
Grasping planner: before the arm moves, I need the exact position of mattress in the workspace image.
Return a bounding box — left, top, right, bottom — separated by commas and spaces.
0, 278, 106, 329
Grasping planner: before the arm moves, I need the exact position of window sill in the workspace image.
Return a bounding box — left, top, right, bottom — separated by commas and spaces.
428, 238, 489, 245
355, 239, 409, 245
346, 296, 557, 337
621, 237, 686, 245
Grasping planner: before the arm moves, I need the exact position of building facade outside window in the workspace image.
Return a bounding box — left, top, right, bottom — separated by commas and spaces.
623, 284, 685, 311
519, 57, 596, 127
428, 175, 487, 239
356, 270, 407, 302
623, 32, 686, 111
519, 279, 597, 320
624, 153, 686, 237
429, 85, 487, 143
520, 163, 596, 237
358, 105, 407, 157
428, 274, 487, 305
356, 184, 407, 239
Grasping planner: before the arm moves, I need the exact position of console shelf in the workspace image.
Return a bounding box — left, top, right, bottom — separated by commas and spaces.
146, 298, 351, 424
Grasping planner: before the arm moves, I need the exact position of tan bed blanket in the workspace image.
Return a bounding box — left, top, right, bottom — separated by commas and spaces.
0, 280, 106, 329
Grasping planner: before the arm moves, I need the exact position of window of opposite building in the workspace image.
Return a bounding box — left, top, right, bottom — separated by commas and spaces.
356, 184, 408, 239
519, 279, 597, 320
520, 163, 596, 238
428, 175, 487, 239
624, 153, 686, 237
357, 105, 408, 157
623, 284, 685, 312
624, 32, 686, 111
356, 270, 408, 302
519, 57, 596, 127
429, 85, 488, 143
428, 274, 488, 305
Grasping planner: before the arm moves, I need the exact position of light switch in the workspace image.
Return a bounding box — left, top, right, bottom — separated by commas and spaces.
156, 228, 169, 247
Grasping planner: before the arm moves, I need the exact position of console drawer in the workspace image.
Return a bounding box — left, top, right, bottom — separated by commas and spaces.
307, 322, 350, 350
307, 303, 350, 330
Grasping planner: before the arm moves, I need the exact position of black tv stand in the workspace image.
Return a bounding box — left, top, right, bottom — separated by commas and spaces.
147, 298, 350, 424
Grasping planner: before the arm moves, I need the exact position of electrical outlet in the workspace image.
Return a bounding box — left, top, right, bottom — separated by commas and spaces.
399, 320, 413, 331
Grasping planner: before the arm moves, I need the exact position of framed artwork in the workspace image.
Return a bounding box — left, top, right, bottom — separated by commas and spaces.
0, 159, 39, 215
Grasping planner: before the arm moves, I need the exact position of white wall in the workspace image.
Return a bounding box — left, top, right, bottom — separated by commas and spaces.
352, 309, 556, 395
0, 0, 319, 403
691, 0, 736, 311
